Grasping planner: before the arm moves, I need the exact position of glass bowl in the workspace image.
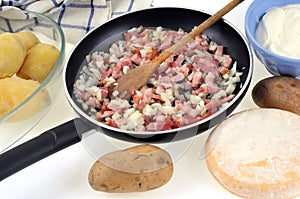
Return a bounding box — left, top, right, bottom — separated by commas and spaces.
0, 8, 65, 153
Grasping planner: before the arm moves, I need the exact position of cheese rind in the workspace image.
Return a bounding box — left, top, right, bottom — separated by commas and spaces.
205, 108, 300, 199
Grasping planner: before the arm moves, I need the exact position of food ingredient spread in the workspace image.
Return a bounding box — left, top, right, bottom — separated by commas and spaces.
74, 26, 243, 131
256, 4, 300, 59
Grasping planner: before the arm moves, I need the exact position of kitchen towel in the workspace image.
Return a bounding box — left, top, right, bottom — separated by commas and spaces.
0, 0, 153, 44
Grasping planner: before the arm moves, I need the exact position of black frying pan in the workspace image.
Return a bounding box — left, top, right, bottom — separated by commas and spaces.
0, 7, 253, 180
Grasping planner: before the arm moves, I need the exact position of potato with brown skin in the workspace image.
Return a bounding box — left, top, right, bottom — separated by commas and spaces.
252, 76, 300, 115
17, 43, 60, 83
15, 31, 40, 51
88, 144, 174, 193
0, 33, 26, 78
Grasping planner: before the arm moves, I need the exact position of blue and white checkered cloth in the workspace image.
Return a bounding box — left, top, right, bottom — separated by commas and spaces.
0, 0, 152, 44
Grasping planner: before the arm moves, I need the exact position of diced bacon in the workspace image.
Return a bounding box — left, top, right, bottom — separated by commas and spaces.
114, 117, 128, 127
205, 72, 216, 85
182, 114, 201, 125
184, 81, 193, 90
94, 55, 104, 68
181, 102, 199, 118
109, 43, 122, 58
99, 87, 108, 100
120, 56, 132, 67
140, 28, 154, 37
205, 99, 223, 112
124, 32, 133, 43
146, 114, 167, 131
133, 88, 161, 110
192, 71, 202, 87
172, 73, 185, 82
130, 53, 142, 65
205, 94, 234, 112
100, 69, 112, 80
111, 63, 122, 78
160, 36, 173, 51
207, 84, 221, 94
215, 45, 224, 56
103, 57, 111, 65
165, 67, 177, 76
193, 56, 219, 77
74, 26, 242, 132
192, 86, 209, 95
144, 89, 161, 100
106, 119, 118, 128
145, 122, 158, 131
86, 97, 100, 108
107, 99, 130, 112
177, 64, 190, 77
97, 110, 114, 118
174, 54, 185, 66
223, 55, 233, 68
174, 99, 185, 111
200, 40, 209, 47
158, 75, 173, 87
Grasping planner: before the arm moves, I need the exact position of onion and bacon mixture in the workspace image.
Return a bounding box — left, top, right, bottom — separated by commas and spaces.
74, 26, 242, 132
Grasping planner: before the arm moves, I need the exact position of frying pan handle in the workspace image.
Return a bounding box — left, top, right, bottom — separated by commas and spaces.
0, 118, 92, 181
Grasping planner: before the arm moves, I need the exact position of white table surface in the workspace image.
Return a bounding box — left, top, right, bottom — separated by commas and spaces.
0, 0, 284, 198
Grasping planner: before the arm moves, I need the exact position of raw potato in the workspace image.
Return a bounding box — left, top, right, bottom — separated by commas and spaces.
88, 144, 174, 193
17, 43, 60, 83
15, 31, 40, 51
252, 76, 300, 115
0, 78, 50, 122
0, 33, 26, 78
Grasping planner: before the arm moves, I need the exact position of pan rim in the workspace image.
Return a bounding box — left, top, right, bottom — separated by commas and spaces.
63, 6, 253, 135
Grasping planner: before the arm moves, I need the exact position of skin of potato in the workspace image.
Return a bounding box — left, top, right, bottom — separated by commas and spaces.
252, 76, 300, 115
0, 33, 26, 78
88, 144, 174, 192
15, 31, 40, 51
17, 43, 60, 83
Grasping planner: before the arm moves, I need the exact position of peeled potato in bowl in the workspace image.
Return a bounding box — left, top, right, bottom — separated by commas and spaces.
15, 31, 40, 51
0, 33, 26, 79
17, 43, 60, 83
0, 78, 50, 122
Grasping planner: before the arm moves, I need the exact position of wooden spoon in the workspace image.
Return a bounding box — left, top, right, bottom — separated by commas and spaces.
109, 0, 244, 99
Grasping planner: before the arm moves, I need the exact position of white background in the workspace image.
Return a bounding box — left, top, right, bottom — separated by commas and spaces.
0, 0, 283, 198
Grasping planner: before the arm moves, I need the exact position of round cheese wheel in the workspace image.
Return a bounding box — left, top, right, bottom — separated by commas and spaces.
205, 108, 300, 199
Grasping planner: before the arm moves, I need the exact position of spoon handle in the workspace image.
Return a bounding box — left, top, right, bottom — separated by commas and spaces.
167, 0, 244, 55
188, 0, 244, 39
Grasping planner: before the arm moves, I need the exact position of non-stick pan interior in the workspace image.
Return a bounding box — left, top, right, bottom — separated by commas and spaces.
66, 7, 250, 94
65, 7, 252, 139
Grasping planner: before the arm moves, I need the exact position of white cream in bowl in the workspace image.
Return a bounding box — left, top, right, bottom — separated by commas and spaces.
255, 4, 300, 59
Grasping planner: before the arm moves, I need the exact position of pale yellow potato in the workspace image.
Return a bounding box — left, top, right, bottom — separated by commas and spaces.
0, 77, 50, 122
88, 144, 174, 192
17, 43, 60, 83
15, 31, 40, 51
0, 33, 26, 78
